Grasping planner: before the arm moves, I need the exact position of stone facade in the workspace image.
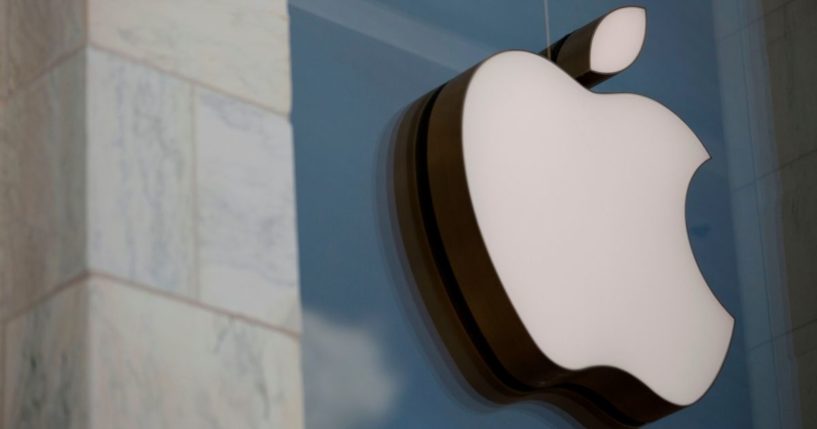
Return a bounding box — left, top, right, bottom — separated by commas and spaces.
0, 0, 302, 427
716, 0, 817, 427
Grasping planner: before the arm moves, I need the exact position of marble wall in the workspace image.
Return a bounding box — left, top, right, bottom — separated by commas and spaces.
716, 0, 816, 427
0, 0, 302, 427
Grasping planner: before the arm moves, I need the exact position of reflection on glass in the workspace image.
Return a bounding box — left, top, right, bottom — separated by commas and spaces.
291, 0, 813, 427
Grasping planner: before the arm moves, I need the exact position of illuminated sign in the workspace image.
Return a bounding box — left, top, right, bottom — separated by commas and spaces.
393, 7, 733, 426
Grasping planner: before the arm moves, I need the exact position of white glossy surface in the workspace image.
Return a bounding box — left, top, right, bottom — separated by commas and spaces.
461, 51, 733, 406
590, 7, 646, 74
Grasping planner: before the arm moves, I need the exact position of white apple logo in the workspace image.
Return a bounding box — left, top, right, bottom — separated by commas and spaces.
405, 6, 734, 425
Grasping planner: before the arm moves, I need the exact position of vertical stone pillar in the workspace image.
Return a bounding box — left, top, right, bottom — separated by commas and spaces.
0, 0, 303, 427
716, 0, 816, 427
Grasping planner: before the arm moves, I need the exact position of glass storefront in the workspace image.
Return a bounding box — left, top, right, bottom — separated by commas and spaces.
290, 0, 814, 427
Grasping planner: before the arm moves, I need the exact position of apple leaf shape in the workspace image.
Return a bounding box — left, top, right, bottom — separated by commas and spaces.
589, 7, 646, 74
408, 49, 735, 426
545, 6, 647, 87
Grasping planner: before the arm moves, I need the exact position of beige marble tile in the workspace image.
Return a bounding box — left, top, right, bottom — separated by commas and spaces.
771, 313, 817, 424
0, 316, 4, 427
86, 48, 196, 297
731, 185, 773, 350
712, 0, 743, 39
0, 98, 12, 227
738, 19, 779, 180
790, 318, 817, 358
0, 2, 7, 98
761, 0, 794, 15
7, 0, 86, 92
796, 349, 817, 428
85, 275, 303, 429
3, 282, 90, 429
0, 52, 87, 317
757, 150, 817, 334
0, 101, 10, 322
195, 88, 300, 331
88, 0, 291, 113
787, 320, 817, 428
4, 275, 304, 429
746, 343, 782, 429
716, 31, 755, 190
756, 172, 792, 337
764, 0, 817, 171
775, 318, 817, 428
775, 152, 817, 330
762, 3, 787, 44
0, 222, 13, 322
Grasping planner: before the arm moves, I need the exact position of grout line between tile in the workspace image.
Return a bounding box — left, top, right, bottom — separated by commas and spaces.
783, 318, 817, 342
729, 10, 781, 365
4, 43, 86, 101
0, 270, 300, 341
746, 317, 817, 356
757, 147, 817, 180
89, 270, 301, 341
1, 271, 90, 326
730, 180, 758, 194
717, 0, 793, 40
86, 42, 291, 119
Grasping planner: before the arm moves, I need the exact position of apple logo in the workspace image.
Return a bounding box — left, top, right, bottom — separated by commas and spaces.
393, 6, 734, 426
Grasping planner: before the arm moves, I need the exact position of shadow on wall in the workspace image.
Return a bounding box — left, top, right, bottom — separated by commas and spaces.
376, 86, 649, 427
291, 0, 808, 427
715, 0, 813, 426
374, 109, 593, 427
293, 7, 581, 428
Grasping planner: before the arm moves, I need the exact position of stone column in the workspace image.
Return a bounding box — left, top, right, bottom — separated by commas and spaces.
0, 0, 302, 427
715, 0, 816, 427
